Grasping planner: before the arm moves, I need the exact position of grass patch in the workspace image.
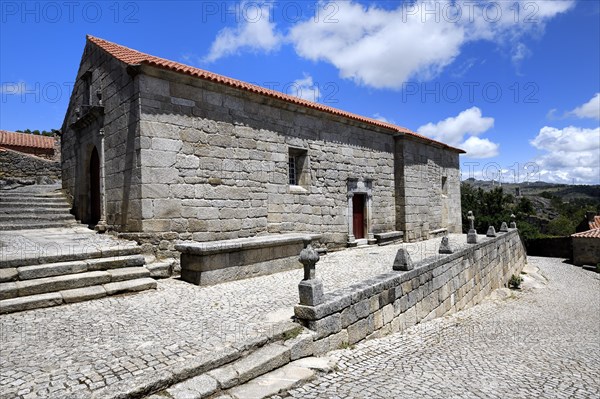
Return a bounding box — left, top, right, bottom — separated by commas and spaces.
338, 342, 356, 350
282, 326, 304, 341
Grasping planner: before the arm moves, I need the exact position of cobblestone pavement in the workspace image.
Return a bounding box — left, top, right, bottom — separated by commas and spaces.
276, 257, 600, 399
0, 227, 139, 265
0, 234, 472, 399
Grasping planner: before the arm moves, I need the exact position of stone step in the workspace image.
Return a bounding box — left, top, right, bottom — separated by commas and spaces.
1, 246, 143, 269
0, 201, 70, 208
0, 269, 154, 301
0, 277, 157, 314
146, 259, 175, 279
0, 191, 64, 198
0, 221, 76, 231
0, 196, 67, 203
145, 323, 309, 399
13, 255, 146, 280
0, 207, 71, 214
227, 360, 319, 399
0, 213, 75, 221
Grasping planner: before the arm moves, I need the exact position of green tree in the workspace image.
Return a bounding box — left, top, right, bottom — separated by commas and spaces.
546, 216, 575, 237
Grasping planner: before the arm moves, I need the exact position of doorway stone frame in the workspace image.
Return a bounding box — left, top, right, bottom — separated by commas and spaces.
347, 177, 376, 247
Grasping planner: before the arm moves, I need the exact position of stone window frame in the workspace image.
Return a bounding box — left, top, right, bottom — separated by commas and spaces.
288, 147, 309, 192
347, 177, 376, 246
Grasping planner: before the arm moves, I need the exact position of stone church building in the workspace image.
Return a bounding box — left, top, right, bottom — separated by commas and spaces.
61, 36, 463, 253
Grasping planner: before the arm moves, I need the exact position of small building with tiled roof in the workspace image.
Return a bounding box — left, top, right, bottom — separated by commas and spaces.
0, 130, 57, 159
61, 35, 464, 259
571, 228, 600, 266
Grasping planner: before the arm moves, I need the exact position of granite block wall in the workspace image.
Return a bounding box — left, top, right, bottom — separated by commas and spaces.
294, 229, 526, 354
0, 149, 61, 181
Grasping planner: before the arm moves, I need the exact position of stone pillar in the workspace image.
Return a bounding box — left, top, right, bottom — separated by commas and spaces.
366, 192, 376, 245
95, 128, 107, 233
438, 236, 454, 254
486, 226, 497, 237
393, 247, 414, 271
298, 244, 324, 306
499, 222, 509, 232
347, 192, 356, 246
467, 210, 477, 244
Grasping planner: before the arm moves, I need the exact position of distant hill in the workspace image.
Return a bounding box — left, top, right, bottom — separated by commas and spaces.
462, 178, 600, 201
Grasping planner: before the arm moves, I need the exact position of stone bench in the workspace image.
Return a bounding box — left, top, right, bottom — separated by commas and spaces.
175, 233, 321, 286
374, 231, 404, 246
429, 228, 448, 238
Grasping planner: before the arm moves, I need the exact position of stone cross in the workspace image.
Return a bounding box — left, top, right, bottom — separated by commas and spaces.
298, 244, 324, 306
509, 213, 517, 229
467, 210, 477, 244
467, 211, 475, 231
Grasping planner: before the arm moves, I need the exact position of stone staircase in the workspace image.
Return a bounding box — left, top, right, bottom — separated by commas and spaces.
0, 184, 160, 314
0, 244, 157, 314
0, 184, 77, 230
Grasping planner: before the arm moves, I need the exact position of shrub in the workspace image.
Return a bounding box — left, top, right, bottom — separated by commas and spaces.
508, 274, 523, 289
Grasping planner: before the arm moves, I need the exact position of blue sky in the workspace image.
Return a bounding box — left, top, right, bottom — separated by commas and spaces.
1, 0, 599, 184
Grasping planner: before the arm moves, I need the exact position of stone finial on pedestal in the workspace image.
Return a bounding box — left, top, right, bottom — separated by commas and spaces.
467, 210, 478, 244
438, 236, 454, 254
393, 248, 414, 271
509, 213, 517, 229
499, 222, 509, 232
298, 244, 324, 306
486, 226, 497, 237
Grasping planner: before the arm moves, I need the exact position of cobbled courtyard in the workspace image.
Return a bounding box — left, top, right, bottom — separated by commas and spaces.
276, 256, 600, 399
1, 243, 599, 398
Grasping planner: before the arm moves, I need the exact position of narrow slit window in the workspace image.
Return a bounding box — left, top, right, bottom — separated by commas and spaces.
289, 155, 297, 185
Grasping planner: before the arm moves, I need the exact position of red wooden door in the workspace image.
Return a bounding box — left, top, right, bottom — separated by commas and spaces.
352, 194, 365, 239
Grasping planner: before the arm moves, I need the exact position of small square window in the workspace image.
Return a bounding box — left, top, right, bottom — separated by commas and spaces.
288, 147, 309, 188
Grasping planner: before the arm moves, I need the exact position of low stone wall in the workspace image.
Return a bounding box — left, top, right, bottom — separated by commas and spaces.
526, 237, 572, 259
0, 148, 60, 181
294, 229, 526, 352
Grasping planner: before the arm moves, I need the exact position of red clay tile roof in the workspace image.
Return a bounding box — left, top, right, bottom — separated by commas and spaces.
589, 216, 600, 230
572, 228, 600, 238
0, 130, 55, 149
86, 35, 465, 154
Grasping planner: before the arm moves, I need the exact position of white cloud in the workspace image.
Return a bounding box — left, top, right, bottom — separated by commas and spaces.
286, 0, 573, 89
373, 113, 395, 124
204, 2, 283, 62
203, 1, 573, 88
570, 93, 600, 120
288, 1, 465, 89
417, 107, 498, 158
460, 136, 500, 159
417, 107, 494, 146
530, 126, 600, 184
286, 74, 321, 102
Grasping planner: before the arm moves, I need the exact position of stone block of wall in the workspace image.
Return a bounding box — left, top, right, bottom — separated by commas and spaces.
294, 229, 526, 352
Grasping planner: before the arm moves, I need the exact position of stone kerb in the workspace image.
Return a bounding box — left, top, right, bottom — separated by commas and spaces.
294, 229, 525, 348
